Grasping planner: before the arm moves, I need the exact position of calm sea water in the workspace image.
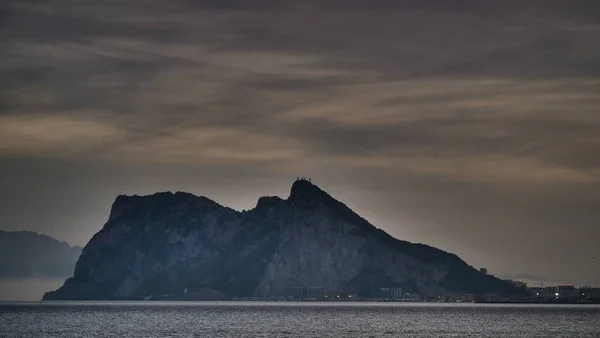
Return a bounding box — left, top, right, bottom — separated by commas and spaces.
1, 302, 599, 337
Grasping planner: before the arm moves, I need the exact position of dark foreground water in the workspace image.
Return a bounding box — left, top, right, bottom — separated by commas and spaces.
1, 302, 599, 337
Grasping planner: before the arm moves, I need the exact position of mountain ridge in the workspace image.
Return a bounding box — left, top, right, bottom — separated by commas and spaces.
43, 179, 523, 300
0, 230, 82, 278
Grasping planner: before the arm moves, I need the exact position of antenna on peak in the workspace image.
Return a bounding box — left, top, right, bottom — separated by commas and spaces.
295, 177, 313, 184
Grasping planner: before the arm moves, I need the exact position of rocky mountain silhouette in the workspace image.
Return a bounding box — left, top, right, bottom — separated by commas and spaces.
0, 230, 82, 277
44, 179, 523, 300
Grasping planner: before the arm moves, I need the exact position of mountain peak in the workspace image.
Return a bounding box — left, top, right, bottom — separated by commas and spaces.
289, 178, 324, 201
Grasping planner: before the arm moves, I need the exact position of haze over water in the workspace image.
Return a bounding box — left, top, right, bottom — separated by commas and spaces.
1, 302, 599, 337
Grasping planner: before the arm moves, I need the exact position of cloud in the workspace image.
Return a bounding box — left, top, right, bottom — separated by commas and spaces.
0, 115, 123, 156
3, 0, 599, 182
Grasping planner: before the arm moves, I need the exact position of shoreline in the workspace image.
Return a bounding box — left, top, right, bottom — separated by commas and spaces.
17, 299, 600, 305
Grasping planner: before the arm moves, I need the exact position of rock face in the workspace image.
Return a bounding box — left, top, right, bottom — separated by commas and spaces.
0, 230, 82, 277
44, 180, 522, 300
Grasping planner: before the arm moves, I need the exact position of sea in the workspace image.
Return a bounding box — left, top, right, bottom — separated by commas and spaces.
1, 302, 599, 337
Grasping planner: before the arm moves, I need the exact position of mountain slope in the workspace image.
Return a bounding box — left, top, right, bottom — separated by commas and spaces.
0, 230, 82, 277
44, 180, 522, 300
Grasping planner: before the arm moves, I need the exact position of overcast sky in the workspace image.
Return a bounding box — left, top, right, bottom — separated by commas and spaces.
1, 0, 599, 287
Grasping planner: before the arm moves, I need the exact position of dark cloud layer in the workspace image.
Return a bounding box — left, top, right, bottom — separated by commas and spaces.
1, 0, 599, 287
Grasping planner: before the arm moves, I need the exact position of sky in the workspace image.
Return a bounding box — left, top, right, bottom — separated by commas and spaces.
1, 0, 599, 287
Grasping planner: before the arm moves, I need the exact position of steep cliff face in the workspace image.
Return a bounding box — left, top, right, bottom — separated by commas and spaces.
44, 180, 521, 300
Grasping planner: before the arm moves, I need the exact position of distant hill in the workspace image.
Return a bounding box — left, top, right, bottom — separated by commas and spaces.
44, 180, 524, 300
0, 230, 82, 277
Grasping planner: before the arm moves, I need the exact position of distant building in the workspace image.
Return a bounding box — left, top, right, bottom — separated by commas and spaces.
307, 287, 325, 300
527, 287, 546, 298
392, 288, 403, 300
579, 287, 600, 300
291, 287, 304, 300
545, 286, 559, 298
379, 287, 392, 299
558, 285, 578, 299
579, 286, 593, 299
440, 292, 475, 302
403, 292, 422, 302
525, 285, 600, 302
377, 287, 403, 300
290, 286, 326, 300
